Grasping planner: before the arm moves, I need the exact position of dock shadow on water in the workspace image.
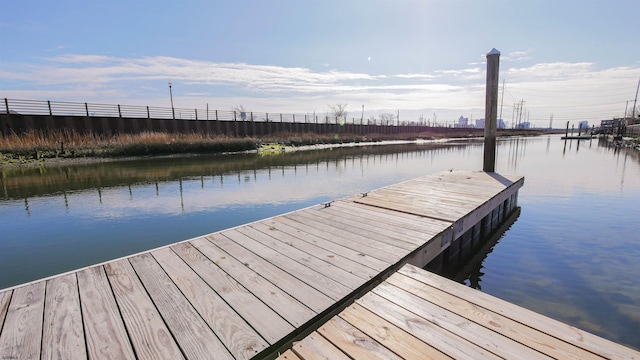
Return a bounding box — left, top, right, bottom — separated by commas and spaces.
426, 207, 522, 289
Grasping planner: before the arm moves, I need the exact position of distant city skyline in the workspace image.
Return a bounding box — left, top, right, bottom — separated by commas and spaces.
1, 0, 639, 128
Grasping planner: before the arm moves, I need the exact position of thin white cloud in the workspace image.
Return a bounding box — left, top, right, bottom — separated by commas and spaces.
1, 54, 638, 126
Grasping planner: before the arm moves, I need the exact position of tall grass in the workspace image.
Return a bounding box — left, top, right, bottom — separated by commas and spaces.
0, 130, 262, 159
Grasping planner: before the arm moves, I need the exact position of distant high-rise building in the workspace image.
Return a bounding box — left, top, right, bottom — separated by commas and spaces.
578, 120, 589, 130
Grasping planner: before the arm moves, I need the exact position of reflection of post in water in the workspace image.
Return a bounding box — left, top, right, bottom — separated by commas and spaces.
24, 197, 30, 216
426, 207, 521, 289
2, 177, 7, 199
179, 177, 184, 213
63, 190, 69, 212
546, 136, 551, 154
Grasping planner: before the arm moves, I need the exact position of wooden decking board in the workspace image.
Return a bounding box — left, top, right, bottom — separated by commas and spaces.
152, 247, 271, 356
264, 218, 390, 276
290, 332, 351, 360
317, 316, 403, 360
356, 291, 502, 359
355, 194, 464, 222
356, 189, 478, 221
268, 216, 399, 265
339, 303, 453, 360
0, 282, 45, 359
187, 238, 317, 327
397, 265, 639, 360
235, 225, 366, 290
221, 228, 352, 301
128, 253, 235, 360
370, 187, 482, 212
249, 222, 381, 280
203, 234, 335, 313
320, 201, 447, 245
285, 211, 411, 257
105, 259, 185, 360
42, 274, 87, 360
0, 291, 11, 333
331, 199, 452, 235
373, 278, 556, 360
77, 266, 136, 359
301, 204, 429, 248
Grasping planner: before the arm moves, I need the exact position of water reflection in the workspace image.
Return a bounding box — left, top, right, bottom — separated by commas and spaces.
1, 143, 481, 216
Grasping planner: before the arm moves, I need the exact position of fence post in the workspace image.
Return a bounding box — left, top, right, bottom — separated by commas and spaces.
195, 109, 198, 120
234, 111, 237, 121
47, 100, 52, 116
118, 104, 122, 118
483, 48, 500, 173
4, 98, 9, 115
280, 113, 283, 123
147, 106, 150, 118
85, 102, 89, 116
215, 110, 218, 121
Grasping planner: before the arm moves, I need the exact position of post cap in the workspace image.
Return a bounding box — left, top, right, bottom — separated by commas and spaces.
487, 48, 501, 56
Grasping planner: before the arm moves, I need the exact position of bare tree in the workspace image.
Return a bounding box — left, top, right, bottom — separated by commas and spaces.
379, 112, 396, 125
232, 105, 248, 120
328, 103, 348, 122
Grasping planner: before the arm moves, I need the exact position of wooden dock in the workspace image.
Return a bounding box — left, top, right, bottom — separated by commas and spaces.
1, 170, 526, 359
278, 264, 640, 360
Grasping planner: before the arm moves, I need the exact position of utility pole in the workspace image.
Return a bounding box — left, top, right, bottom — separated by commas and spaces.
633, 77, 639, 119
168, 81, 175, 120
499, 78, 505, 124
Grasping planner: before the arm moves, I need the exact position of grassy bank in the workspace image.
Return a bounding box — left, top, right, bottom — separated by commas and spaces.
0, 129, 547, 167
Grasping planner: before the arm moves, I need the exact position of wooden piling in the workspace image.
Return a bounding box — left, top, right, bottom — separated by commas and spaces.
483, 48, 500, 172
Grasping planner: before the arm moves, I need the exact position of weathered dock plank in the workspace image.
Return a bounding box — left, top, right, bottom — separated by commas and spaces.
129, 253, 235, 359
202, 234, 334, 313
152, 247, 269, 357
105, 259, 184, 360
281, 264, 640, 360
186, 239, 317, 327
0, 282, 45, 359
77, 266, 135, 359
42, 274, 86, 360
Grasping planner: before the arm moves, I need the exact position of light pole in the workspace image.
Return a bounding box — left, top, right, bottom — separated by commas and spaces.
168, 81, 175, 120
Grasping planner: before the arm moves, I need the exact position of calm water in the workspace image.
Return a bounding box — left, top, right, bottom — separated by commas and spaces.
1, 135, 639, 349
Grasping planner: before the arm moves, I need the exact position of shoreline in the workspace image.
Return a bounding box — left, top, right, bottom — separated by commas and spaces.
0, 130, 552, 170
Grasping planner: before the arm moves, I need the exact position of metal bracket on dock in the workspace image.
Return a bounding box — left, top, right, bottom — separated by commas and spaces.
361, 192, 369, 197
322, 201, 333, 208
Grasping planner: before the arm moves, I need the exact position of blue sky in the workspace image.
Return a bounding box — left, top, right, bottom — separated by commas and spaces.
1, 0, 639, 127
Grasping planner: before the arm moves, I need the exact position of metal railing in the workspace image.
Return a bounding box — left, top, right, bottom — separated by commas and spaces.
1, 98, 454, 127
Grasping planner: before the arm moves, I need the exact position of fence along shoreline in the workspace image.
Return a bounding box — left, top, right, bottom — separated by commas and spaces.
1, 98, 485, 137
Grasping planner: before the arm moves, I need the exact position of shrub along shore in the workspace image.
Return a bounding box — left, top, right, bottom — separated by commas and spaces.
0, 129, 549, 168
